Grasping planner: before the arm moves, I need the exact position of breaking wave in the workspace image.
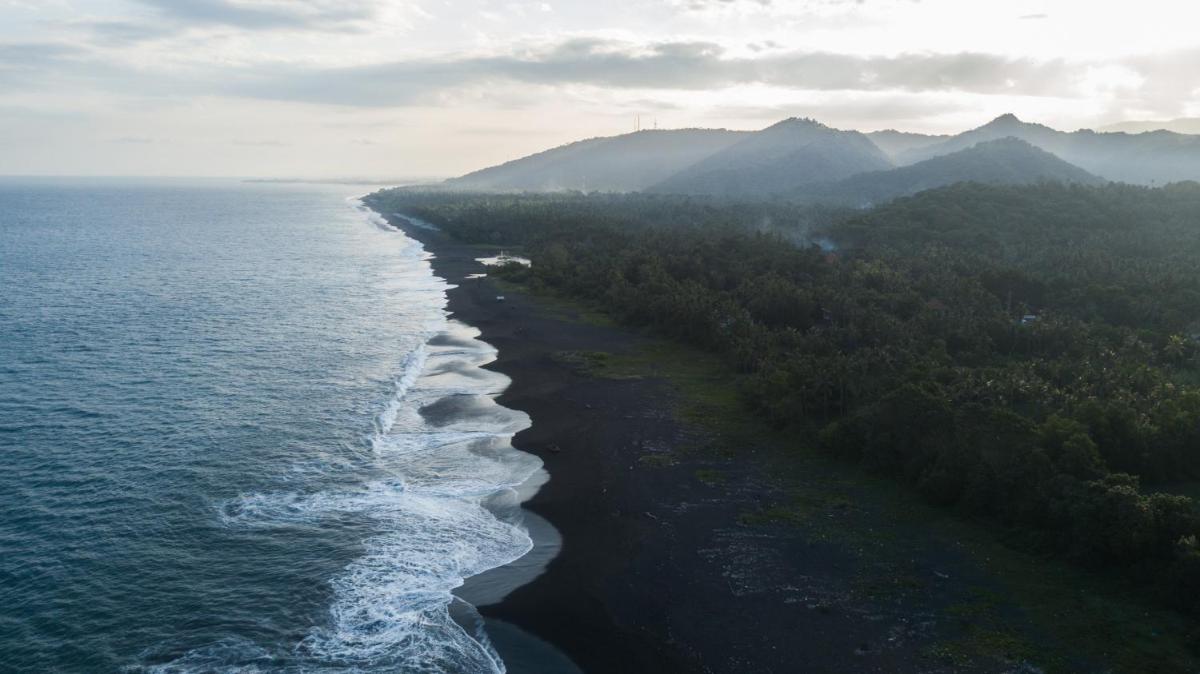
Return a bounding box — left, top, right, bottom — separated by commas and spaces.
152, 202, 545, 673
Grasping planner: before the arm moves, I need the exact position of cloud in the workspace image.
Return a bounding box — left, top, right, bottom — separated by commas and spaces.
74, 0, 386, 44
82, 20, 178, 44
672, 0, 774, 9
0, 42, 82, 68
219, 38, 1074, 107
232, 138, 289, 146
1118, 48, 1200, 117
2, 33, 1195, 125
0, 42, 87, 88
710, 93, 969, 124
132, 0, 380, 30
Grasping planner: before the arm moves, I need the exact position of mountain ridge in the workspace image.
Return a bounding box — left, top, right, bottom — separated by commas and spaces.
807, 137, 1104, 206
898, 114, 1200, 184
1097, 118, 1200, 135
648, 117, 894, 196
448, 128, 747, 192
443, 113, 1200, 195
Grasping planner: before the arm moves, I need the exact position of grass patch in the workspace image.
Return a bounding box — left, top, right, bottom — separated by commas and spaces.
741, 489, 858, 529
638, 453, 678, 468
491, 277, 617, 328
693, 468, 727, 486
502, 271, 1200, 673
738, 504, 809, 527
549, 350, 629, 378
925, 627, 1035, 668
851, 564, 927, 602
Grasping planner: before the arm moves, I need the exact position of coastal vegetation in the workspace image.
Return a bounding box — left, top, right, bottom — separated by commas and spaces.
368, 181, 1200, 620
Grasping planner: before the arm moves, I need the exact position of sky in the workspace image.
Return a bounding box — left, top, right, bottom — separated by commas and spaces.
1, 0, 1199, 178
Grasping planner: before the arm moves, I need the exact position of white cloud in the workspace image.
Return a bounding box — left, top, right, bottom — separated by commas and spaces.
2, 0, 1200, 176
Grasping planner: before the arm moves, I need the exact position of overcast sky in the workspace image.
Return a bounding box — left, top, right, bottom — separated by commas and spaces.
2, 0, 1198, 178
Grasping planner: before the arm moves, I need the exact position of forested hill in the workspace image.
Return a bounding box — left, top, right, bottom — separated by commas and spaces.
366, 182, 1200, 621
648, 117, 893, 196
447, 128, 746, 192
900, 113, 1200, 184
366, 190, 851, 245
865, 129, 949, 160
832, 181, 1200, 331
808, 138, 1104, 206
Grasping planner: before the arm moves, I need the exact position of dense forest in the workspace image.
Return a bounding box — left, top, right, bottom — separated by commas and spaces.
366, 182, 1200, 615
370, 191, 852, 245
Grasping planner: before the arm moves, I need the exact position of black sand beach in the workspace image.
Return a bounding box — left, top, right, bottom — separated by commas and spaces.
383, 213, 1045, 674
377, 211, 1198, 674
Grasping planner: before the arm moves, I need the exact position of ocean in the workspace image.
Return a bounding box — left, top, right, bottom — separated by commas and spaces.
0, 178, 561, 672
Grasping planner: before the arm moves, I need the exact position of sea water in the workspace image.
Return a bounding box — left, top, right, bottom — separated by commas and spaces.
0, 178, 551, 672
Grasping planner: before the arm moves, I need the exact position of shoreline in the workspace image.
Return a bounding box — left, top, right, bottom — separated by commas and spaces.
376, 208, 973, 674
373, 206, 1163, 673
378, 211, 702, 672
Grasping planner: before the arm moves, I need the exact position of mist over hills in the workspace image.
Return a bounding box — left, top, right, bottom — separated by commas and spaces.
807, 137, 1104, 206
865, 129, 951, 160
647, 118, 893, 196
444, 113, 1200, 201
447, 128, 746, 192
1098, 118, 1200, 135
898, 114, 1200, 184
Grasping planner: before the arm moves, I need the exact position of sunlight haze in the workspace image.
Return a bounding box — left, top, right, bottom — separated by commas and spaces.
2, 0, 1198, 177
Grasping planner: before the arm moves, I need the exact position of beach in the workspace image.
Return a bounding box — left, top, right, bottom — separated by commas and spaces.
379, 211, 1048, 674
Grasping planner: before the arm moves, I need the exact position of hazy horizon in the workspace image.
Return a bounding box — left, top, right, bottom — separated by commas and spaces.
3, 0, 1199, 178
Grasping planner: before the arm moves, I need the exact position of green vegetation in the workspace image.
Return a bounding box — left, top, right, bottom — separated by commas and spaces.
549, 350, 616, 376
809, 137, 1103, 206
367, 182, 1200, 621
373, 189, 848, 247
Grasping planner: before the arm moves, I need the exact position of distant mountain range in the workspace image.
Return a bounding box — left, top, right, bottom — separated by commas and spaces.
647, 118, 892, 196
806, 138, 1104, 206
446, 128, 746, 192
896, 114, 1200, 184
1097, 118, 1200, 135
445, 113, 1200, 202
864, 129, 951, 160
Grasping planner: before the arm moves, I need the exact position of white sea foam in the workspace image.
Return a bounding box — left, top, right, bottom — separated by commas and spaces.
181, 201, 549, 673
296, 488, 531, 671
351, 197, 399, 234
376, 343, 428, 437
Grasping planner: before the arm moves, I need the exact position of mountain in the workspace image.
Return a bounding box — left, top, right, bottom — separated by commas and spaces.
898, 114, 1200, 184
810, 138, 1104, 206
447, 128, 747, 192
648, 118, 893, 196
866, 129, 950, 160
896, 114, 1058, 164
1098, 118, 1200, 135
